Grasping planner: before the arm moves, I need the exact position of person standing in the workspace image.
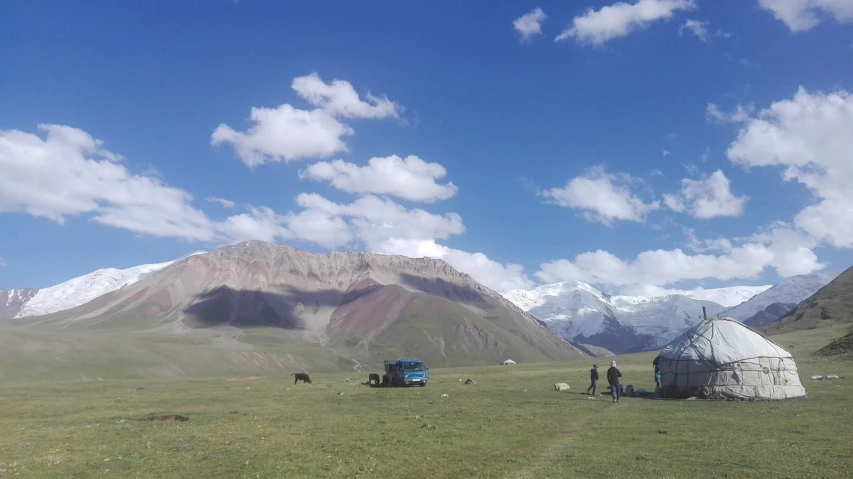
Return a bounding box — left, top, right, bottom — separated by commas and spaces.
654, 363, 662, 388
607, 360, 622, 403
586, 364, 599, 395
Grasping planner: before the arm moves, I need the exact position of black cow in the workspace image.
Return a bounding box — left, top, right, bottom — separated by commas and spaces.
291, 372, 312, 384
368, 373, 381, 387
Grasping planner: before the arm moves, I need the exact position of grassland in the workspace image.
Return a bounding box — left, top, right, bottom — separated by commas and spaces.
1, 327, 852, 478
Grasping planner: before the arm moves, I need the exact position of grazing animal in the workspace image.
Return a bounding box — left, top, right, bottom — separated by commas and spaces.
368, 373, 381, 387
291, 372, 312, 384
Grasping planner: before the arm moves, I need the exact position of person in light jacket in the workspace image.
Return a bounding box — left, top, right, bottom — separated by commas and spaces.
654, 363, 662, 388
607, 360, 622, 403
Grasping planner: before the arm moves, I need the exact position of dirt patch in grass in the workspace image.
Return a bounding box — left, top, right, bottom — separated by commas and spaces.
224, 376, 260, 381
146, 414, 189, 423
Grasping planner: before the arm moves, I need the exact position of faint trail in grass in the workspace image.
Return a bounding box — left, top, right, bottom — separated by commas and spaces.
501, 397, 617, 479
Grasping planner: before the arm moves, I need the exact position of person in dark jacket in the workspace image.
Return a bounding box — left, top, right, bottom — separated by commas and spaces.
586, 364, 599, 395
607, 360, 622, 403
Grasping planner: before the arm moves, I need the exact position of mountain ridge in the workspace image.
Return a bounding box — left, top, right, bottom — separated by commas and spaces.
501, 273, 839, 354
6, 241, 585, 371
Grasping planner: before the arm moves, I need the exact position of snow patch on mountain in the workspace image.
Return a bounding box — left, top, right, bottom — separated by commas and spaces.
720, 272, 838, 321
502, 281, 774, 352
14, 251, 206, 318
502, 281, 620, 339
671, 285, 771, 307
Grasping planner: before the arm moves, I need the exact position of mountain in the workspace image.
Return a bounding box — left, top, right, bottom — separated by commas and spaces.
501, 281, 731, 354
7, 241, 584, 374
501, 272, 842, 355
671, 285, 772, 307
0, 252, 206, 320
0, 288, 37, 319
720, 272, 839, 323
742, 302, 797, 329
763, 266, 853, 336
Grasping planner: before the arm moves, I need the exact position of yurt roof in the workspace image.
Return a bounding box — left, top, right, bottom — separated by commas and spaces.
659, 316, 794, 365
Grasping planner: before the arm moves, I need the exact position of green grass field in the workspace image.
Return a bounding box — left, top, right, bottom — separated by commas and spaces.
1, 327, 852, 478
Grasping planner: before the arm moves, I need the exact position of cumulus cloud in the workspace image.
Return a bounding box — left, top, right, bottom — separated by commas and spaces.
663, 169, 749, 219
0, 124, 217, 241
299, 155, 458, 203
541, 166, 660, 225
211, 72, 400, 167
535, 221, 826, 290
290, 72, 399, 119
373, 238, 535, 292
514, 7, 548, 42
291, 193, 465, 248
757, 0, 853, 32
0, 124, 533, 293
531, 86, 853, 291
556, 0, 696, 46
726, 86, 853, 249
536, 244, 775, 288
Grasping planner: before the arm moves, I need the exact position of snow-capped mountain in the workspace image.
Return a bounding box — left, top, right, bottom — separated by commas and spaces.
663, 285, 772, 308
1, 251, 207, 320
501, 276, 834, 354
719, 272, 839, 322
0, 288, 37, 319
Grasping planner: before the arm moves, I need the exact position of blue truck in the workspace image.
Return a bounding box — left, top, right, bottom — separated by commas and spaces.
383, 358, 429, 387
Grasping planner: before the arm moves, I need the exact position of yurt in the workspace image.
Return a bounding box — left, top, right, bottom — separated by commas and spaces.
657, 317, 806, 400
502, 359, 516, 366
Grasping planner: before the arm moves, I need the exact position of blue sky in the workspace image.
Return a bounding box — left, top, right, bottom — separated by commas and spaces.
2, 0, 853, 295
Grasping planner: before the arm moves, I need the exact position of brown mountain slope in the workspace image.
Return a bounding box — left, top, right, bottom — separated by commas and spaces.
763, 265, 853, 336
11, 241, 585, 371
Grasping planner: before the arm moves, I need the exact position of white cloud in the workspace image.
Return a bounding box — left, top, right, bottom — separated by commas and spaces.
679, 19, 709, 41
211, 106, 353, 167
727, 86, 853, 248
211, 73, 400, 167
514, 7, 548, 42
299, 155, 458, 203
705, 103, 755, 123
283, 193, 466, 249
541, 166, 660, 225
663, 149, 671, 157
536, 244, 775, 288
373, 238, 534, 292
663, 170, 749, 219
0, 256, 5, 268
757, 0, 853, 32
207, 197, 236, 208
750, 224, 826, 276
679, 19, 733, 42
535, 221, 827, 289
0, 124, 217, 241
555, 0, 696, 46
290, 72, 399, 120
215, 206, 291, 244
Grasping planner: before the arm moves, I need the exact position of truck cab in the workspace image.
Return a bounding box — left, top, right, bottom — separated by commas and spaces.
384, 358, 429, 386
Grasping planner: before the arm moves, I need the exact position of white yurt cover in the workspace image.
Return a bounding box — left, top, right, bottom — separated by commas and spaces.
658, 317, 806, 400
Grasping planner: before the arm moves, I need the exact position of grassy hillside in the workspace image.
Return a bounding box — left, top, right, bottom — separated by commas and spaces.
763, 266, 853, 336
1, 327, 851, 478
816, 331, 853, 357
